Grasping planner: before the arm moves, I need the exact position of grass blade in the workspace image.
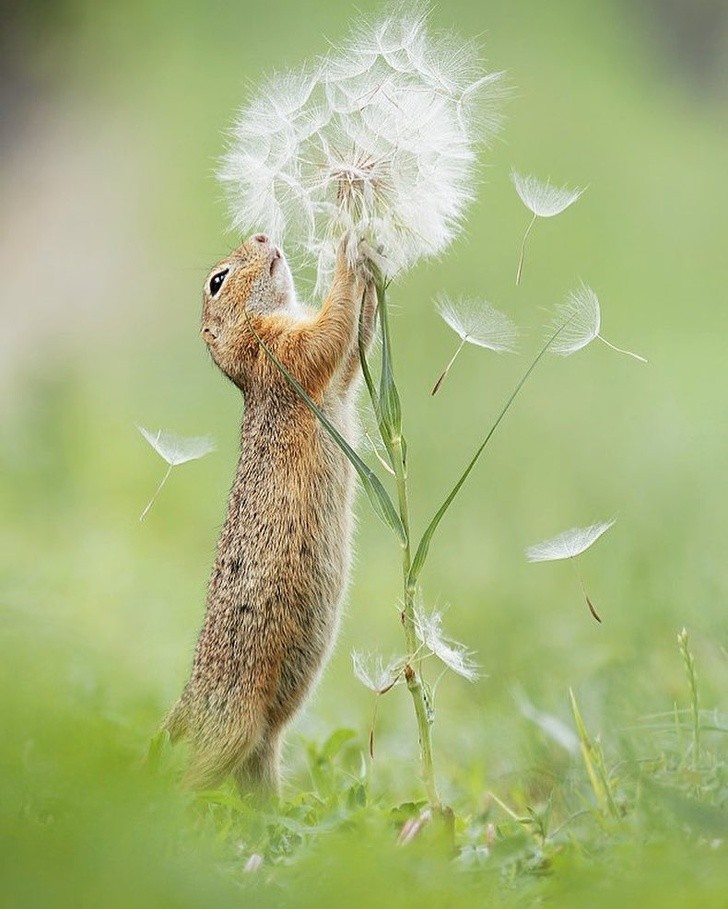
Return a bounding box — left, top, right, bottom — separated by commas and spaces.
569, 688, 620, 820
408, 324, 565, 586
358, 285, 379, 418
677, 628, 700, 770
377, 278, 402, 442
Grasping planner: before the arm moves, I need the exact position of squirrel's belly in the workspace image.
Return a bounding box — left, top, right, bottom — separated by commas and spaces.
191, 419, 356, 723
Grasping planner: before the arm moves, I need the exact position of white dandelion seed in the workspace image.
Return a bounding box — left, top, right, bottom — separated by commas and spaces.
219, 5, 505, 295
511, 171, 584, 219
137, 426, 215, 521
526, 519, 615, 563
413, 603, 479, 681
432, 296, 518, 394
548, 284, 647, 362
526, 519, 616, 624
351, 650, 405, 693
510, 170, 585, 285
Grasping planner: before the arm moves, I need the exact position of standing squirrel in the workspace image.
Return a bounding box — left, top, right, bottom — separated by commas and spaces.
164, 232, 377, 795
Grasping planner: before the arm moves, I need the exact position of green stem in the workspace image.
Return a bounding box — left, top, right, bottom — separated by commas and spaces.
373, 279, 441, 810
392, 435, 440, 809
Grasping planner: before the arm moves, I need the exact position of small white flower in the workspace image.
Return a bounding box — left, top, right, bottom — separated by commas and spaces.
351, 650, 404, 693
137, 426, 215, 521
510, 170, 585, 285
548, 284, 647, 362
413, 603, 479, 681
526, 519, 615, 562
432, 296, 518, 393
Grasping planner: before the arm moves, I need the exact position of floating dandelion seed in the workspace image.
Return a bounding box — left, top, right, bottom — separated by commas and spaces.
526, 520, 615, 562
219, 6, 505, 295
526, 519, 615, 623
511, 171, 585, 285
413, 603, 479, 681
352, 650, 406, 759
137, 426, 215, 521
513, 687, 579, 754
432, 296, 518, 394
351, 650, 404, 694
547, 284, 647, 362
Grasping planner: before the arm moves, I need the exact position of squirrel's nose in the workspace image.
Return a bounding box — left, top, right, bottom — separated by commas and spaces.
252, 233, 269, 245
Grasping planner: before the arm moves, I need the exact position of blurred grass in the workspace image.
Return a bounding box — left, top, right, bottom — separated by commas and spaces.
1, 0, 727, 905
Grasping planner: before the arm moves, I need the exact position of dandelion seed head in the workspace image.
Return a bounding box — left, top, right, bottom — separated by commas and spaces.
219, 5, 504, 295
526, 519, 616, 563
511, 171, 584, 218
413, 602, 479, 681
437, 296, 518, 352
548, 283, 601, 356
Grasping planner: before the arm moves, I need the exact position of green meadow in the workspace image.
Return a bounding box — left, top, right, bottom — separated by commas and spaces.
1, 1, 726, 906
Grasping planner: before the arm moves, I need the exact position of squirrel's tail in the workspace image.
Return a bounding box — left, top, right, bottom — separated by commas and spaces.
182, 722, 260, 791
162, 697, 190, 743
164, 699, 260, 790
162, 687, 268, 790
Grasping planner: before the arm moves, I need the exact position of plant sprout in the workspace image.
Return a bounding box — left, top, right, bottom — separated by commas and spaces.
547, 283, 647, 362
137, 426, 215, 521
432, 297, 518, 394
526, 519, 616, 622
511, 170, 585, 285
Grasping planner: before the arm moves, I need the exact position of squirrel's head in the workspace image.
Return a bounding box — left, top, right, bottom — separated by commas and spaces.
201, 233, 296, 358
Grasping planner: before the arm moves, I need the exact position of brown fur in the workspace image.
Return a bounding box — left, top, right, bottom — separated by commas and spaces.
164, 233, 376, 797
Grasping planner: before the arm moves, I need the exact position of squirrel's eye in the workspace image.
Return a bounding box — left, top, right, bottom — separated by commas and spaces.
209, 268, 229, 297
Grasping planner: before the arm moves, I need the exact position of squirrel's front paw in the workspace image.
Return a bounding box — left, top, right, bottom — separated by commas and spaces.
357, 239, 388, 279
336, 233, 388, 283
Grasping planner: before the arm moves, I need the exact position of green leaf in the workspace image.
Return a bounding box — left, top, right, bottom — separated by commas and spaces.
357, 285, 379, 418
569, 688, 620, 820
321, 727, 358, 762
245, 312, 407, 545
377, 279, 402, 442
408, 323, 565, 587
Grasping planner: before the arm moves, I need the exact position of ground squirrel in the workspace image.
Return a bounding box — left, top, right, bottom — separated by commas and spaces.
164, 232, 377, 795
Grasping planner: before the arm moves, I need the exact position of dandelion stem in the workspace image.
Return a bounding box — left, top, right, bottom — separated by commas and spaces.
515, 213, 537, 286
139, 464, 173, 522
374, 277, 441, 811
597, 334, 647, 363
431, 337, 467, 395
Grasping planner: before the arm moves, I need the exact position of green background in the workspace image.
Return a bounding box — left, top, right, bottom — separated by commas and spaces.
1, 1, 726, 905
